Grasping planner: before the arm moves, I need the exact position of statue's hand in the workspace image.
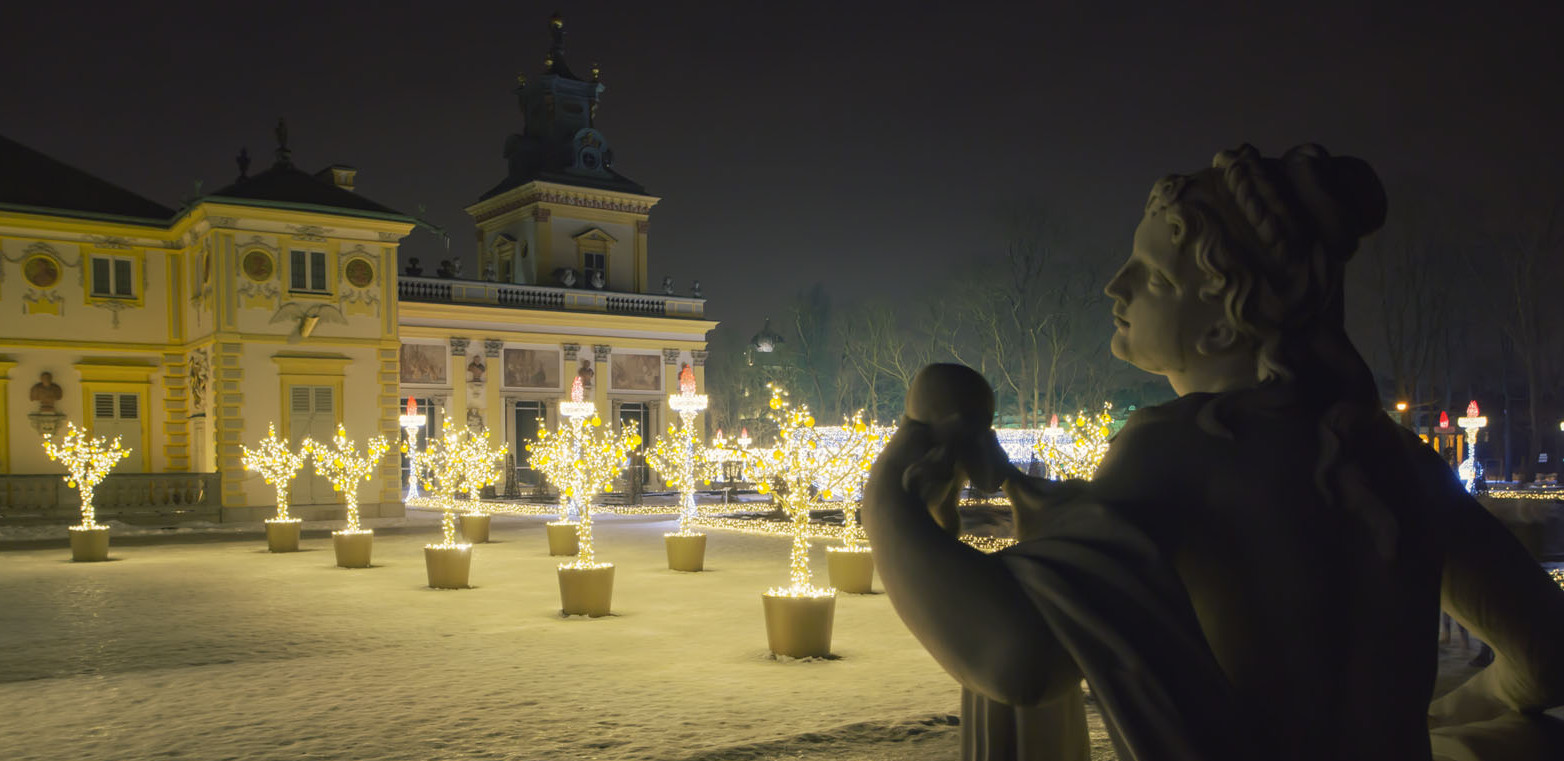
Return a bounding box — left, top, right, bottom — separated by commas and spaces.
869, 420, 964, 536
1002, 472, 1079, 542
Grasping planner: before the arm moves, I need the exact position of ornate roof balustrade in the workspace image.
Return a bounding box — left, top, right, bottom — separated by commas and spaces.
397, 275, 704, 319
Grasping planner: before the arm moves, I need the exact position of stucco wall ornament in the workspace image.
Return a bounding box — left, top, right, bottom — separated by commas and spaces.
27, 371, 66, 435
287, 224, 328, 242
188, 347, 210, 415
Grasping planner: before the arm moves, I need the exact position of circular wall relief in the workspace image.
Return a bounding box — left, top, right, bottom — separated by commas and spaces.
241, 250, 274, 281
22, 254, 61, 288
345, 257, 374, 288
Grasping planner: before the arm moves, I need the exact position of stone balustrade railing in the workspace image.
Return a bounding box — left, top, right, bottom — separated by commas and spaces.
0, 473, 221, 525
398, 276, 704, 318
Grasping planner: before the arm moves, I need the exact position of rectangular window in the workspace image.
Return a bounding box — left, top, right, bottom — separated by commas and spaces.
584, 252, 606, 286
290, 250, 328, 292
90, 256, 135, 298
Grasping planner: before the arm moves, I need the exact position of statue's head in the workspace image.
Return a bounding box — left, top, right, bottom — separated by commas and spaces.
39, 372, 53, 383
1105, 144, 1386, 395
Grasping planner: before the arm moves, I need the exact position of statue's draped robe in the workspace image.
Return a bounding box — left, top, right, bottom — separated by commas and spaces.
963, 390, 1564, 761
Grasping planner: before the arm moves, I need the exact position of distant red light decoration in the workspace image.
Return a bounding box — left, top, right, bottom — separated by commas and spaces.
1439, 411, 1450, 429
406, 396, 418, 416
1466, 401, 1479, 418
570, 375, 585, 403
679, 364, 697, 395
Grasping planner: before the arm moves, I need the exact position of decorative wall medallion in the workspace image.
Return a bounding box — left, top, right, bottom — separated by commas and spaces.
344, 258, 374, 288
287, 224, 328, 242
23, 254, 60, 288
242, 250, 274, 281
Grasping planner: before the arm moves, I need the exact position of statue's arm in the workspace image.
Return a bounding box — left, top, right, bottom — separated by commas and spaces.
1429, 489, 1564, 726
861, 421, 1081, 706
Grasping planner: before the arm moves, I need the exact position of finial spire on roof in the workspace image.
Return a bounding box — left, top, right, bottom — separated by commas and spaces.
236, 147, 251, 180
544, 12, 576, 78
274, 118, 291, 166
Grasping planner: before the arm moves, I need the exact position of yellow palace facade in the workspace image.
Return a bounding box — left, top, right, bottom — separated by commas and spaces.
0, 24, 715, 523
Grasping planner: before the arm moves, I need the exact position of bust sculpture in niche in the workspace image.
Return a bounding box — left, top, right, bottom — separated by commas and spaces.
863, 144, 1564, 761
30, 371, 63, 414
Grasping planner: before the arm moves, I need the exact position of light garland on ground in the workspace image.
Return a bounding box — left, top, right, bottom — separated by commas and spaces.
724, 385, 888, 596
241, 423, 308, 522
302, 424, 390, 533
1033, 403, 1114, 480
1551, 568, 1564, 590
647, 365, 720, 536
528, 376, 640, 568
42, 422, 131, 530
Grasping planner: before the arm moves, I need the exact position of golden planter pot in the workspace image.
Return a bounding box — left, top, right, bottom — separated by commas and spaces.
265, 518, 302, 553
761, 592, 836, 658
546, 521, 580, 556
69, 525, 111, 562
826, 546, 875, 594
459, 513, 492, 544
423, 544, 472, 589
332, 530, 374, 568
558, 563, 615, 617
664, 532, 707, 572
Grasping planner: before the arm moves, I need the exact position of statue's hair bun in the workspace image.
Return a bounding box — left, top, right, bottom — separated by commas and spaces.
1280, 144, 1387, 261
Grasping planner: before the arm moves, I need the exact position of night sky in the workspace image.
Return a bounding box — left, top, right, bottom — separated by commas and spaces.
5, 0, 1560, 338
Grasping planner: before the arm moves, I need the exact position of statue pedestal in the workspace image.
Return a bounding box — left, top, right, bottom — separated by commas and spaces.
29, 411, 66, 437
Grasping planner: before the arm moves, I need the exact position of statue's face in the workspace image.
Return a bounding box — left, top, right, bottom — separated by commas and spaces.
1103, 212, 1228, 379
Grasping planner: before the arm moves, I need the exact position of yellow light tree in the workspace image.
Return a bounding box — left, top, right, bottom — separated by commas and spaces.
42, 422, 131, 529
646, 366, 722, 535
812, 411, 889, 551
456, 427, 508, 518
241, 424, 308, 522
1033, 402, 1115, 481
736, 386, 887, 595
528, 409, 639, 567
303, 424, 391, 533
419, 426, 469, 548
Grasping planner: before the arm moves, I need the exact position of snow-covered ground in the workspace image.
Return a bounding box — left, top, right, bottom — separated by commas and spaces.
0, 512, 987, 760
1, 508, 1489, 761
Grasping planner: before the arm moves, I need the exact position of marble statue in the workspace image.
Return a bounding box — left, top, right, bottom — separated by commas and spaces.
863, 144, 1564, 761
662, 275, 675, 295
30, 371, 62, 414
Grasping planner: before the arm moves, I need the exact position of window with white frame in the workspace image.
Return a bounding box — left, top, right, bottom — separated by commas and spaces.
90, 256, 136, 298
290, 250, 329, 292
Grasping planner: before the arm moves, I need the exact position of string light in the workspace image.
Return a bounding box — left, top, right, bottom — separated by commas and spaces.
241, 423, 308, 522
456, 427, 507, 519
302, 424, 390, 534
723, 385, 887, 597
647, 365, 720, 536
42, 422, 131, 529
527, 376, 639, 568
1033, 403, 1114, 480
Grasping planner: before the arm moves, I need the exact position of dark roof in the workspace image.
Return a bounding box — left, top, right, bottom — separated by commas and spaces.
206, 160, 412, 221
0, 134, 176, 223
479, 166, 647, 202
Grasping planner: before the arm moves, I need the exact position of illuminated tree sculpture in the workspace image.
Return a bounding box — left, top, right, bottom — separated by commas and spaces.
242, 424, 308, 522
814, 411, 889, 552
42, 422, 131, 530
1032, 402, 1115, 481
457, 427, 507, 516
738, 386, 887, 597
528, 376, 640, 567
304, 424, 391, 534
420, 426, 469, 548
647, 365, 721, 535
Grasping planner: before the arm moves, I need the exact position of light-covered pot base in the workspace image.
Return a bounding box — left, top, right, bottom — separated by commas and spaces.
69, 525, 110, 562
424, 544, 472, 589
557, 563, 615, 616
826, 546, 875, 593
761, 592, 836, 658
664, 532, 707, 572
546, 521, 580, 556
333, 530, 374, 568
459, 513, 492, 544
265, 518, 302, 553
